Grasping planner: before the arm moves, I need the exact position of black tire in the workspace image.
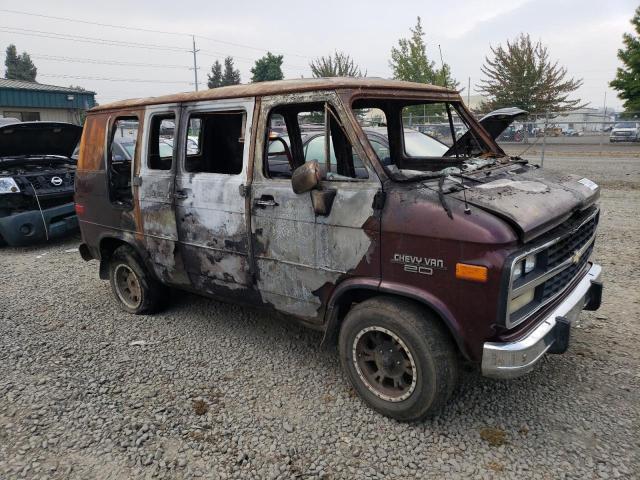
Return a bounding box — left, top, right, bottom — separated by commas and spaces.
108, 245, 169, 314
338, 296, 458, 422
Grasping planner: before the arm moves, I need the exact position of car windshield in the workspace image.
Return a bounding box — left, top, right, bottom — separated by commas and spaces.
352, 98, 496, 181
615, 122, 636, 128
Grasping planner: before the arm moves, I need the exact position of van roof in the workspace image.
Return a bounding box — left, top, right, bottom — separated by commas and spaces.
90, 77, 458, 112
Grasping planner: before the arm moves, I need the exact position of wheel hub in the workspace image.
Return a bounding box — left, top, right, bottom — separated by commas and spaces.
114, 264, 142, 309
352, 326, 417, 402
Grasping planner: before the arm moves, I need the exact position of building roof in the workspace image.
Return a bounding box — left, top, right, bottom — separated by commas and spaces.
0, 78, 96, 110
92, 77, 458, 112
0, 78, 96, 95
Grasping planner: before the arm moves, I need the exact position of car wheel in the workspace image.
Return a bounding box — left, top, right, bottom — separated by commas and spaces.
339, 296, 459, 422
109, 245, 169, 314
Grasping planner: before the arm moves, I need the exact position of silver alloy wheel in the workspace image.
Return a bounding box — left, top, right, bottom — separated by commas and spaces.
113, 264, 142, 309
352, 326, 417, 402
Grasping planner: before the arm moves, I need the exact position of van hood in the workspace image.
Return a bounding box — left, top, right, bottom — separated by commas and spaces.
450, 164, 600, 242
0, 122, 82, 158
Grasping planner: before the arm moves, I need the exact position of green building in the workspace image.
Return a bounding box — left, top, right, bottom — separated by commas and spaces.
0, 79, 96, 124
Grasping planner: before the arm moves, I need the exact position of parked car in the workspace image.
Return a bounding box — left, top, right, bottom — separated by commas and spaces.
0, 117, 20, 127
266, 127, 447, 178
75, 78, 602, 421
0, 122, 82, 246
609, 121, 640, 142
563, 128, 582, 137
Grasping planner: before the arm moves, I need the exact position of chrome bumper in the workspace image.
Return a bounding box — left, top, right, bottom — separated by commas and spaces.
482, 263, 602, 379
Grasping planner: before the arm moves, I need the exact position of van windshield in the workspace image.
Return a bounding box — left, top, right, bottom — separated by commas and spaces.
352, 98, 500, 181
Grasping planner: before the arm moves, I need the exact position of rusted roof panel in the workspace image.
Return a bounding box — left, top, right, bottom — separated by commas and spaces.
91, 77, 458, 112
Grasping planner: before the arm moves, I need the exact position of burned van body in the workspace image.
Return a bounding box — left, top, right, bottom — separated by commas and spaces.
76, 78, 602, 421
0, 122, 81, 246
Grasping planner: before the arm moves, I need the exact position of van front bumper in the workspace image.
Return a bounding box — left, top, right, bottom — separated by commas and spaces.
481, 263, 602, 379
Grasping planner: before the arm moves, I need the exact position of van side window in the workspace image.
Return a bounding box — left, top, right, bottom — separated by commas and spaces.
184, 111, 245, 174
148, 114, 175, 170
108, 117, 138, 207
265, 103, 366, 180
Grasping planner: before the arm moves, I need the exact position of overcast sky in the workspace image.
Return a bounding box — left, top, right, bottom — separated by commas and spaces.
0, 0, 636, 110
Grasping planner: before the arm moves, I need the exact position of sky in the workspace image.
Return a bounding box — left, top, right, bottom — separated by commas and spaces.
0, 0, 636, 110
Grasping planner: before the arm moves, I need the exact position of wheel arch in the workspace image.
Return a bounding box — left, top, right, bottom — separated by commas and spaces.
97, 234, 149, 280
322, 279, 470, 361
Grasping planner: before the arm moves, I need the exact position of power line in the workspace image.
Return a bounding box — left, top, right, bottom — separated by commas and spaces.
0, 8, 310, 59
30, 54, 189, 69
0, 26, 188, 52
38, 73, 191, 85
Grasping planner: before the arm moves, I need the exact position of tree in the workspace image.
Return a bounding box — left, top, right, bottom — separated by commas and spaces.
4, 44, 37, 81
389, 17, 457, 88
251, 52, 284, 82
610, 6, 640, 113
222, 56, 241, 86
478, 34, 584, 113
207, 60, 223, 88
310, 51, 365, 77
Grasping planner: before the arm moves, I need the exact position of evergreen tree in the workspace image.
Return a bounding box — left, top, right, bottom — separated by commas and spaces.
478, 33, 584, 113
610, 6, 640, 113
251, 52, 284, 82
389, 17, 457, 88
310, 51, 365, 77
4, 44, 37, 81
207, 60, 223, 89
221, 56, 241, 86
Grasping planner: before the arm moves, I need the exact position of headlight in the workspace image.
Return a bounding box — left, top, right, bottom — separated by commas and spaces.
0, 177, 20, 194
511, 253, 537, 281
509, 288, 535, 314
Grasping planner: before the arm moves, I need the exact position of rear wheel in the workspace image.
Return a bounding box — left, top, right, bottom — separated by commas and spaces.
108, 245, 169, 314
339, 296, 458, 421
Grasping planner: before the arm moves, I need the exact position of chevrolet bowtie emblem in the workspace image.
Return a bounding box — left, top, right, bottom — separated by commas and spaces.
571, 249, 582, 265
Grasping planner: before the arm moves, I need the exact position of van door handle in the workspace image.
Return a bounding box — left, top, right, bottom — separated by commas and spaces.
254, 195, 279, 208
174, 189, 189, 200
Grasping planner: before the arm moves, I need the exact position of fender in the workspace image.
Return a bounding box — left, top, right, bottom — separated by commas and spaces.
96, 231, 154, 281
322, 278, 471, 361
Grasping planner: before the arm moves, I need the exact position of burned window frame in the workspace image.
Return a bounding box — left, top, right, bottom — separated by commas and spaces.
106, 114, 140, 209
147, 112, 176, 171
181, 109, 247, 176
262, 98, 369, 181
349, 94, 501, 179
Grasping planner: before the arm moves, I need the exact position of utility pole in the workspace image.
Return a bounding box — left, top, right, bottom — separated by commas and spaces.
191, 35, 200, 92
467, 77, 471, 106
599, 91, 607, 152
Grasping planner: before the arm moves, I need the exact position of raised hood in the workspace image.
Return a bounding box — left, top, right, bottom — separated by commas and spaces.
451, 165, 600, 242
0, 122, 82, 158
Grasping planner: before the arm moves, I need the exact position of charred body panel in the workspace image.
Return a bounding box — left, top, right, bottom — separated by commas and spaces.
251, 91, 382, 322
0, 122, 82, 246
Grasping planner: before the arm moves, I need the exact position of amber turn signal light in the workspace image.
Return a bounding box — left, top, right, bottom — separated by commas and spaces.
455, 263, 488, 283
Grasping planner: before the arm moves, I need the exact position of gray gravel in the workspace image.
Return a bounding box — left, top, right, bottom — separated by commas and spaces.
1, 152, 639, 479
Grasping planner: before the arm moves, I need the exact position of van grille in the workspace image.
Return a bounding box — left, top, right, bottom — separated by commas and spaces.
546, 215, 597, 269
505, 208, 599, 328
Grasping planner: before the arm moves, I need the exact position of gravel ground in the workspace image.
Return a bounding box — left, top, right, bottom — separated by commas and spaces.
1, 151, 639, 479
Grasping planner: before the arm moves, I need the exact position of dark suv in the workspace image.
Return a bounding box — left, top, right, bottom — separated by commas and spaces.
0, 122, 82, 246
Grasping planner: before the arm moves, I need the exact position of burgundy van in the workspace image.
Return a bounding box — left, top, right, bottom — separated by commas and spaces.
75, 78, 602, 421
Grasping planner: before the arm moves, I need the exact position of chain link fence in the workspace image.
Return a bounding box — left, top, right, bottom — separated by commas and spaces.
401, 112, 640, 162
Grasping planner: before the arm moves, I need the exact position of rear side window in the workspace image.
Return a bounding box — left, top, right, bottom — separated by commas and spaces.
148, 114, 175, 170
108, 116, 139, 207
184, 111, 245, 175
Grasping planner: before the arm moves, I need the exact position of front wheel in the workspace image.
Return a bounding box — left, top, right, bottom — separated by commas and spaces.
339, 297, 459, 422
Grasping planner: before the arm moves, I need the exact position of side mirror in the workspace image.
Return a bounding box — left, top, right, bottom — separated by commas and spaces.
291, 160, 321, 194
